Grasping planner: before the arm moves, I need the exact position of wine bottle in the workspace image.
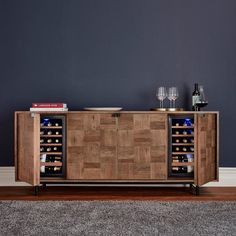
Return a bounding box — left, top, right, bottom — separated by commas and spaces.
40, 130, 44, 135
54, 156, 62, 162
172, 166, 187, 173
173, 156, 184, 162
187, 166, 194, 173
192, 83, 200, 111
53, 147, 58, 151
190, 138, 194, 143
175, 123, 180, 126
175, 139, 180, 143
190, 147, 194, 152
47, 131, 52, 135
55, 123, 59, 126
40, 166, 62, 174
190, 130, 194, 135
183, 138, 188, 143
182, 147, 187, 152
182, 130, 188, 135
47, 139, 52, 143
47, 122, 52, 127
175, 131, 180, 135
55, 139, 59, 143
55, 131, 60, 135
40, 139, 44, 143
46, 147, 51, 152
40, 147, 44, 152
175, 147, 180, 151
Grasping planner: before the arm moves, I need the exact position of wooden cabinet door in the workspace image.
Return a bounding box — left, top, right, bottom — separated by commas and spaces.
117, 113, 167, 180
197, 113, 219, 186
15, 112, 40, 186
67, 113, 117, 179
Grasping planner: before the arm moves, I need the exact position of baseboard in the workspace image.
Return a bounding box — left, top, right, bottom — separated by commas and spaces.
0, 167, 235, 186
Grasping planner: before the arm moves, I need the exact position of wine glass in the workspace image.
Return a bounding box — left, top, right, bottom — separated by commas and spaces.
168, 87, 179, 108
156, 87, 167, 108
167, 87, 174, 108
171, 87, 179, 108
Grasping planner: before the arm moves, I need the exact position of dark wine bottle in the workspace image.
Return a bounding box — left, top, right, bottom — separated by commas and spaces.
47, 139, 52, 143
172, 166, 187, 173
192, 83, 200, 111
40, 139, 44, 143
183, 138, 188, 143
40, 166, 62, 174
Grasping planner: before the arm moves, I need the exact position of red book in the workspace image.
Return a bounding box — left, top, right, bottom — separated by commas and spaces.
32, 103, 67, 108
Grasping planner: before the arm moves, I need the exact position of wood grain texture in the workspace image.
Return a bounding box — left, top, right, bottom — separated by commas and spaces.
197, 113, 218, 186
16, 113, 40, 186
67, 113, 117, 180
117, 114, 167, 180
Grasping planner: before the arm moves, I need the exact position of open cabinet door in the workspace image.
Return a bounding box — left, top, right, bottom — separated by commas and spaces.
15, 112, 40, 186
197, 113, 219, 186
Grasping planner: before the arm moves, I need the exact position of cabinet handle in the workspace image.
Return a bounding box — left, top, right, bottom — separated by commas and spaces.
112, 113, 121, 118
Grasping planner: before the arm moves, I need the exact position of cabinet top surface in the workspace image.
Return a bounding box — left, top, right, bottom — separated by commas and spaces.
15, 110, 219, 114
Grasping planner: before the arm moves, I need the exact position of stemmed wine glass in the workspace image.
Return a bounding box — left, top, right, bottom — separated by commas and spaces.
168, 87, 179, 108
156, 87, 167, 108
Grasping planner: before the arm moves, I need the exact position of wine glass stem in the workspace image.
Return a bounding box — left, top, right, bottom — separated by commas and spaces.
173, 100, 175, 108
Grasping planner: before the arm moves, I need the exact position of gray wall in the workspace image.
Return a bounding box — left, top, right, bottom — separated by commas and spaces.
0, 0, 235, 166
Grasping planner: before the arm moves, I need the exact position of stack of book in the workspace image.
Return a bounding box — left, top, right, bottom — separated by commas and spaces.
30, 103, 68, 111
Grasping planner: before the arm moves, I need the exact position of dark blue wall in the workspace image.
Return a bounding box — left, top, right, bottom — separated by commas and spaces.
0, 0, 236, 166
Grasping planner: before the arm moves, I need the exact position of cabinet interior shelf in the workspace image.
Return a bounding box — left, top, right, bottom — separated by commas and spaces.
172, 162, 194, 167
172, 152, 194, 155
40, 126, 62, 129
40, 135, 63, 137
40, 152, 63, 155
40, 162, 63, 167
172, 143, 194, 146
172, 126, 194, 128
172, 135, 194, 137
40, 143, 62, 146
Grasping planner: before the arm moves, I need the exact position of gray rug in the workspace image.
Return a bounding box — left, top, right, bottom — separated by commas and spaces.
0, 201, 235, 236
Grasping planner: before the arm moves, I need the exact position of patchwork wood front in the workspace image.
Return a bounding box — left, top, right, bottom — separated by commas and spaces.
117, 114, 167, 180
67, 113, 117, 179
197, 113, 218, 185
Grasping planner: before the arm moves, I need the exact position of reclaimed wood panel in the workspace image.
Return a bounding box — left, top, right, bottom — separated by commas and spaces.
117, 114, 167, 180
197, 113, 218, 186
67, 113, 117, 179
16, 113, 40, 186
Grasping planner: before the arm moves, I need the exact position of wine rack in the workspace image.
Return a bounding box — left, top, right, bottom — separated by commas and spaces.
40, 115, 66, 177
168, 115, 194, 178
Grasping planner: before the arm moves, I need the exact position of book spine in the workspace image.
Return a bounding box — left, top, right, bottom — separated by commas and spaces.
30, 108, 68, 111
32, 103, 67, 108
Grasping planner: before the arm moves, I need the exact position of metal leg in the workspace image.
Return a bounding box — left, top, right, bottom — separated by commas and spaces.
190, 184, 200, 196
34, 186, 39, 196
195, 185, 200, 196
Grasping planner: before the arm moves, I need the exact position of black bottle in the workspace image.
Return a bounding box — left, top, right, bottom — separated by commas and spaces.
192, 83, 200, 111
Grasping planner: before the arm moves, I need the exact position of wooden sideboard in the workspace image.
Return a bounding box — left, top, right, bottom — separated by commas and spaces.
14, 111, 219, 195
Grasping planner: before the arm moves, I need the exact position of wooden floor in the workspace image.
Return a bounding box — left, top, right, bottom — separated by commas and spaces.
0, 186, 235, 200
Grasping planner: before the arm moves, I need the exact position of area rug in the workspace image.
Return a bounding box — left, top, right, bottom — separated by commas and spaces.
0, 201, 235, 235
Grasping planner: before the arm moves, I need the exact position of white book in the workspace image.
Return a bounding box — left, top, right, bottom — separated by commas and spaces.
30, 108, 68, 111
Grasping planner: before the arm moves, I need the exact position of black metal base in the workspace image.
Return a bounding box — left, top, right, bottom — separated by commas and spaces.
190, 184, 200, 195
34, 186, 40, 196
34, 183, 200, 196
